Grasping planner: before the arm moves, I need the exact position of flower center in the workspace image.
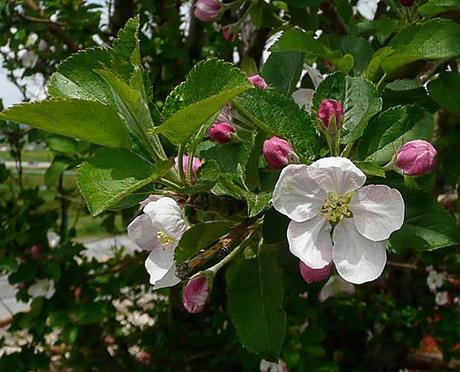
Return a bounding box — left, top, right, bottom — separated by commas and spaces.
320, 192, 352, 225
156, 231, 176, 246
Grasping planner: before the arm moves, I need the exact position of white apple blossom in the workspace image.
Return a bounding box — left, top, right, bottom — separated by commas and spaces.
127, 197, 188, 290
435, 291, 448, 306
426, 270, 445, 292
260, 359, 287, 372
28, 279, 55, 299
273, 157, 405, 284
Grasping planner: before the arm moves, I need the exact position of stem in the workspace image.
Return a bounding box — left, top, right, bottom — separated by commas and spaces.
177, 145, 186, 183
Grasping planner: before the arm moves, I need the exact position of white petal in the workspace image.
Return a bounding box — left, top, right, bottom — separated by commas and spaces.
144, 197, 187, 240
350, 185, 405, 241
292, 88, 314, 113
287, 215, 333, 269
145, 246, 176, 287
152, 263, 181, 290
273, 164, 326, 222
319, 275, 355, 302
127, 214, 158, 251
332, 218, 387, 284
356, 0, 380, 20
307, 157, 366, 195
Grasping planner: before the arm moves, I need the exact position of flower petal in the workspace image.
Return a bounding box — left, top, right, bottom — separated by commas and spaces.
350, 185, 405, 241
144, 197, 187, 240
318, 275, 355, 302
145, 246, 176, 288
307, 157, 366, 195
287, 215, 333, 268
332, 218, 387, 284
127, 214, 158, 251
153, 263, 181, 290
273, 164, 326, 222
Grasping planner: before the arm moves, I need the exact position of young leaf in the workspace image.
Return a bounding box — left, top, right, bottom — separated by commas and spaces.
111, 16, 141, 81
156, 59, 251, 144
234, 89, 320, 159
389, 186, 459, 252
261, 51, 304, 95
271, 28, 354, 73
0, 99, 132, 149
312, 72, 382, 144
381, 19, 460, 74
76, 149, 172, 216
226, 252, 286, 361
48, 48, 115, 106
175, 222, 232, 264
427, 72, 460, 116
357, 106, 433, 164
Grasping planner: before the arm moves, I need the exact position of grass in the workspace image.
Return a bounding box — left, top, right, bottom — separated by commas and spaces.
3, 162, 124, 240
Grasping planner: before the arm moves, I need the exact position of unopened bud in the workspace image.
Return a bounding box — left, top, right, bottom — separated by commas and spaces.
208, 122, 236, 145
400, 0, 414, 6
263, 137, 297, 169
31, 244, 42, 259
317, 99, 344, 128
194, 0, 222, 22
175, 155, 202, 180
396, 140, 437, 176
248, 74, 268, 90
183, 275, 211, 314
222, 26, 236, 42
299, 261, 332, 283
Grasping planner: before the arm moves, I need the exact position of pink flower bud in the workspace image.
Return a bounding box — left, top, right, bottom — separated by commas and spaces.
183, 275, 211, 314
299, 261, 332, 283
208, 122, 236, 145
222, 26, 236, 42
263, 136, 296, 169
317, 99, 344, 128
175, 155, 202, 180
248, 74, 268, 90
194, 0, 222, 22
30, 244, 42, 259
396, 140, 437, 176
400, 0, 414, 6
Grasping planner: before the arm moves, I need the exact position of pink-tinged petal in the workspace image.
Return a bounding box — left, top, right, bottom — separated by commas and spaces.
287, 216, 333, 269
145, 247, 179, 289
350, 185, 405, 241
299, 261, 332, 283
318, 275, 355, 302
183, 275, 211, 313
273, 164, 327, 222
292, 88, 314, 113
307, 157, 366, 195
332, 218, 387, 284
127, 214, 158, 251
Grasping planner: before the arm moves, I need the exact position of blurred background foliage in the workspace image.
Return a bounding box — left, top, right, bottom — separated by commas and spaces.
0, 0, 459, 370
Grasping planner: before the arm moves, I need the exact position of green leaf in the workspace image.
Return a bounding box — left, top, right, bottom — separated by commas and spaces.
328, 35, 374, 75
381, 19, 460, 74
261, 51, 304, 95
427, 72, 460, 116
389, 186, 459, 251
156, 59, 251, 144
226, 252, 286, 361
111, 16, 141, 80
312, 72, 382, 143
271, 28, 354, 73
383, 79, 437, 112
244, 191, 272, 218
47, 134, 88, 154
363, 47, 394, 82
97, 68, 159, 158
234, 89, 320, 159
0, 99, 132, 149
48, 48, 114, 106
175, 222, 232, 263
357, 106, 433, 164
418, 0, 460, 16
354, 161, 386, 178
76, 148, 172, 216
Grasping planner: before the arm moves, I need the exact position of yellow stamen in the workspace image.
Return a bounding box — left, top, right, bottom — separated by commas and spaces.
320, 192, 352, 225
156, 231, 176, 246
